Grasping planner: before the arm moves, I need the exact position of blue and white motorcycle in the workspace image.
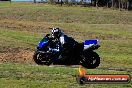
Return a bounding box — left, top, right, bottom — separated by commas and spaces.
33, 34, 100, 69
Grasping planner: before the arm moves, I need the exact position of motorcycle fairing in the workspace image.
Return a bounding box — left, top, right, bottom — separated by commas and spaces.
37, 38, 49, 49
83, 40, 99, 50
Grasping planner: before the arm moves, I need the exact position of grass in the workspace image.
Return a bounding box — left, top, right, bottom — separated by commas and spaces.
0, 28, 41, 51
0, 63, 131, 88
0, 2, 132, 88
0, 2, 132, 24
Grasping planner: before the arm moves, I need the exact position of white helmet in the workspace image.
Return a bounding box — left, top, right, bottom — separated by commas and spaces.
51, 28, 62, 38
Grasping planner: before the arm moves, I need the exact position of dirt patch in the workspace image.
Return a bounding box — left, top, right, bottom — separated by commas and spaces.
0, 48, 35, 64
0, 19, 51, 33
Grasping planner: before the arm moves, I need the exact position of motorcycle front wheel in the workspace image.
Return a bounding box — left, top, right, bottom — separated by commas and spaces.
33, 51, 53, 65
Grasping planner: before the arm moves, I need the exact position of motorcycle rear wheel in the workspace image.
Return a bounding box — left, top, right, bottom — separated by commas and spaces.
80, 51, 100, 69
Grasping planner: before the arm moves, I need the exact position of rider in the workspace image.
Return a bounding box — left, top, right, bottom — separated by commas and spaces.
49, 28, 76, 53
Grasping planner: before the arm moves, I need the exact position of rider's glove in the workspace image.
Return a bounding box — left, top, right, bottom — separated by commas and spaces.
48, 48, 53, 52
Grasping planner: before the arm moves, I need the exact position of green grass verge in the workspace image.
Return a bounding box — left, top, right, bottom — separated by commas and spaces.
0, 63, 131, 88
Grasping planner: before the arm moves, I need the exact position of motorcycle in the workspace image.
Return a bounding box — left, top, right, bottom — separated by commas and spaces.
33, 34, 100, 69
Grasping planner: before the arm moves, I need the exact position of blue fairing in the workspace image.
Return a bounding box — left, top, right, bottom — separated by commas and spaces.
84, 40, 98, 50
37, 38, 49, 49
84, 40, 98, 45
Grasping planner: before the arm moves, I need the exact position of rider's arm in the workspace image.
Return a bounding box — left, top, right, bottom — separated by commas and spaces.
49, 44, 60, 52
60, 36, 65, 45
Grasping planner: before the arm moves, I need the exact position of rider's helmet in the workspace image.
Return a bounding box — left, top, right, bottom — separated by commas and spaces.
51, 28, 62, 39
